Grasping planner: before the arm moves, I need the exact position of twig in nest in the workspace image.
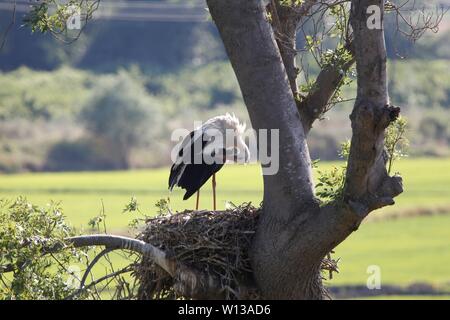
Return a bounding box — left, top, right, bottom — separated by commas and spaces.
135, 203, 341, 300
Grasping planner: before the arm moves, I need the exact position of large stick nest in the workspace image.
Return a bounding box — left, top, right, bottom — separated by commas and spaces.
135, 203, 339, 300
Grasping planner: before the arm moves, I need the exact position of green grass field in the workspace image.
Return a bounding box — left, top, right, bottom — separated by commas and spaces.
332, 214, 450, 286
1, 157, 450, 298
1, 157, 449, 230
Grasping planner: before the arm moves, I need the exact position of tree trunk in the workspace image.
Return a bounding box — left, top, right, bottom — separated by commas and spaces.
206, 0, 402, 299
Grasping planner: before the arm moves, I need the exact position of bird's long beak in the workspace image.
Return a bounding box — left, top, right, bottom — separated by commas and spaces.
225, 136, 250, 164
236, 145, 250, 164
237, 136, 250, 164
244, 145, 250, 163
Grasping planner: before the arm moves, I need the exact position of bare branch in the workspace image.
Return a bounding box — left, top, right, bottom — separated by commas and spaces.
79, 248, 113, 291
268, 0, 318, 96
269, 1, 356, 132
23, 0, 101, 44
299, 42, 355, 132
0, 0, 16, 50
387, 0, 448, 42
65, 265, 135, 300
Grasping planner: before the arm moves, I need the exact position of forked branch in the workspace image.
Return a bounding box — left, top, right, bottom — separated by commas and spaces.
0, 234, 227, 299
64, 234, 228, 299
267, 0, 318, 97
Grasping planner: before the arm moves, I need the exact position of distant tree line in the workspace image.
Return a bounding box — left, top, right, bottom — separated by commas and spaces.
0, 6, 448, 73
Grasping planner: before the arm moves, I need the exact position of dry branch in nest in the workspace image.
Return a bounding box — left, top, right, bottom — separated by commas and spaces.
135, 203, 339, 300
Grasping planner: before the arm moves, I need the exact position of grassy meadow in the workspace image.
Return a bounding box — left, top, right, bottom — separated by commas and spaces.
1, 157, 450, 298
0, 158, 449, 229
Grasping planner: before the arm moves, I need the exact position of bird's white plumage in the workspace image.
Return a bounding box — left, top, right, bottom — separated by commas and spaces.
170, 113, 250, 190
176, 113, 249, 163
199, 113, 247, 136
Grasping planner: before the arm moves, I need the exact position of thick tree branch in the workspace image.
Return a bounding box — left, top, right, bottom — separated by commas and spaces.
206, 0, 316, 220
206, 0, 328, 299
204, 0, 403, 300
62, 235, 175, 276
344, 0, 403, 217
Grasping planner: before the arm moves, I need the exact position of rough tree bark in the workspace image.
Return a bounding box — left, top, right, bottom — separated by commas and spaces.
206, 0, 403, 299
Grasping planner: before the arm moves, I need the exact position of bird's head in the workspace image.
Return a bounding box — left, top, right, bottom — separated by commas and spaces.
202, 113, 251, 164
224, 113, 250, 164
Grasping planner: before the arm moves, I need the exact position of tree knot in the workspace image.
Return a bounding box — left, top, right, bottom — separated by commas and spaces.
380, 104, 401, 128
386, 104, 401, 121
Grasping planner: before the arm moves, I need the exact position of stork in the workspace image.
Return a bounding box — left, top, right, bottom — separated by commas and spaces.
169, 113, 250, 210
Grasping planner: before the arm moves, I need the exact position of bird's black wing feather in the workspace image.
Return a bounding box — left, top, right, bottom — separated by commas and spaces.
168, 129, 226, 200
179, 162, 224, 200
168, 130, 204, 190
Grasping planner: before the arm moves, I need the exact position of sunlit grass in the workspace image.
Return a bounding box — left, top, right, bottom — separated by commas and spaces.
0, 158, 449, 230
1, 157, 450, 298
331, 214, 450, 286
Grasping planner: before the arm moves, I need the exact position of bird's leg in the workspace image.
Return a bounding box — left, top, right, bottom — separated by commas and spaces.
196, 190, 200, 211
212, 173, 217, 211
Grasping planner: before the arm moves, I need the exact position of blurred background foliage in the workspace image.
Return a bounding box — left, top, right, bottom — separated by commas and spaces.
0, 0, 450, 172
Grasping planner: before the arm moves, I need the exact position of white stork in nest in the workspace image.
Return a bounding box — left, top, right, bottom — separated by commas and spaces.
169, 113, 250, 210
